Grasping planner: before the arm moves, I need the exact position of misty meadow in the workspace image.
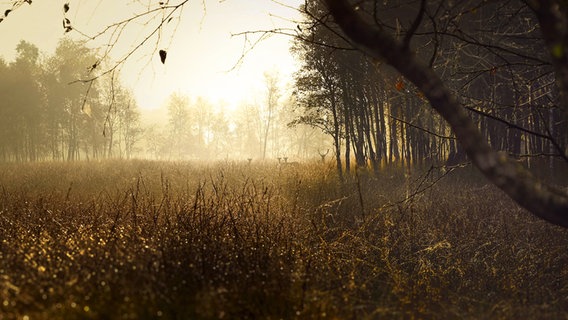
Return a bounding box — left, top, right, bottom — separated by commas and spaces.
0, 160, 566, 319
1, 0, 568, 319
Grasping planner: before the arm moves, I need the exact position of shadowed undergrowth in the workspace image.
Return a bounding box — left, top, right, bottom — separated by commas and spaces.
0, 160, 567, 319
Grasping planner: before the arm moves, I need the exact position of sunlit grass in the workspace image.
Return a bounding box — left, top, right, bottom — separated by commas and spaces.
0, 160, 566, 319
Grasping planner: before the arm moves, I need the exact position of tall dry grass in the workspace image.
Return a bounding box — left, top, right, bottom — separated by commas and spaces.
0, 160, 567, 319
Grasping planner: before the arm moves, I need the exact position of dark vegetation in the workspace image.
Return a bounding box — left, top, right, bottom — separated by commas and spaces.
292, 1, 567, 178
291, 0, 568, 225
1, 160, 567, 319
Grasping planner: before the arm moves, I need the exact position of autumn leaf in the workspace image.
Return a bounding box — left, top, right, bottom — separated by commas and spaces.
395, 79, 404, 91
64, 3, 69, 13
159, 50, 167, 64
4, 9, 11, 17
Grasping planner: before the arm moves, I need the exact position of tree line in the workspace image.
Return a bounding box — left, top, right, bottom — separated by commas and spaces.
147, 76, 328, 161
315, 0, 568, 226
0, 39, 143, 161
0, 39, 327, 162
291, 1, 567, 180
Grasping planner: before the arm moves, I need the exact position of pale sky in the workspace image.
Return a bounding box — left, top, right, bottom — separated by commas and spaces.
0, 0, 303, 110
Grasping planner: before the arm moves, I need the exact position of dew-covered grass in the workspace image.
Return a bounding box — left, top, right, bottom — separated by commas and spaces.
0, 160, 567, 319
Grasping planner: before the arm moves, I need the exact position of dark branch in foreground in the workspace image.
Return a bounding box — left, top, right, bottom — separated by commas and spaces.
324, 0, 568, 228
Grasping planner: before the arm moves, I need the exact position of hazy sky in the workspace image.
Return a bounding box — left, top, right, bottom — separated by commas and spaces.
0, 0, 303, 110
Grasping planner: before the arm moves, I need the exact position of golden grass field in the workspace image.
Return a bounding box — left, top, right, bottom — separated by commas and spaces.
0, 160, 567, 319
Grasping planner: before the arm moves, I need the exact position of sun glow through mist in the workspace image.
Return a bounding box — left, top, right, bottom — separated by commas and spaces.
0, 0, 303, 111
117, 0, 303, 111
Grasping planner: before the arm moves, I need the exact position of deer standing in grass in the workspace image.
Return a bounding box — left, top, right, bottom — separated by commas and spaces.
318, 149, 329, 163
278, 156, 300, 169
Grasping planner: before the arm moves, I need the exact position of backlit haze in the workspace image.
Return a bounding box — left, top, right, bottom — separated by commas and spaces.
0, 0, 303, 111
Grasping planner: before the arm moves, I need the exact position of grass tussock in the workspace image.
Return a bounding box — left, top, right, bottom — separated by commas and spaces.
0, 160, 567, 319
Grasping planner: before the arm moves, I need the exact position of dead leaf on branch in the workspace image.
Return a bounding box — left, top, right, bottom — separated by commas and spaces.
159, 50, 167, 64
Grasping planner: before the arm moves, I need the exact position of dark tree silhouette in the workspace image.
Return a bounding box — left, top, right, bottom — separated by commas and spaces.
323, 0, 568, 227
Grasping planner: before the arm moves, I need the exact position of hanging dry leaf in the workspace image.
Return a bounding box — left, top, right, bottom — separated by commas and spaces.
159, 50, 167, 64
395, 79, 404, 91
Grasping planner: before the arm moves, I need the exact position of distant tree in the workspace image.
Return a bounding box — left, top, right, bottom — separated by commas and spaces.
261, 71, 281, 160
282, 94, 331, 159
44, 38, 103, 161
166, 92, 192, 159
101, 85, 143, 159
234, 102, 263, 159
190, 97, 215, 159
209, 110, 231, 159
1, 41, 44, 161
0, 38, 137, 161
0, 58, 9, 160
143, 125, 168, 160
120, 99, 144, 159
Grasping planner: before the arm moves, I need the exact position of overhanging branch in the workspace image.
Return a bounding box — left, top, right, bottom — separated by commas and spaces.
324, 0, 568, 228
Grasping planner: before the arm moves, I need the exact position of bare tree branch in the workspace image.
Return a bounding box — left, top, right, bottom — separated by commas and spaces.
324, 0, 568, 228
390, 114, 455, 140
402, 0, 426, 49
